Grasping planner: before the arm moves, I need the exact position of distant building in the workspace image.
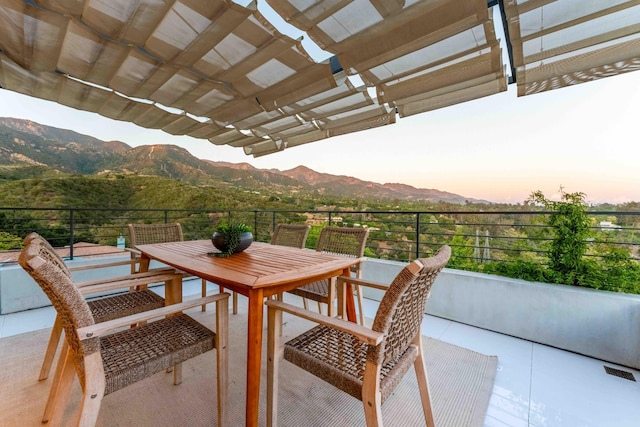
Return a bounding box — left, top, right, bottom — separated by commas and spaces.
599, 221, 622, 230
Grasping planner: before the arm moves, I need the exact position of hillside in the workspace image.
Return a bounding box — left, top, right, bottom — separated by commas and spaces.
0, 117, 485, 204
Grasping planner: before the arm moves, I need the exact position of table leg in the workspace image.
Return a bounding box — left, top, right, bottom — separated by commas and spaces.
245, 289, 265, 427
139, 254, 150, 273
165, 275, 183, 305
339, 267, 357, 323
345, 282, 356, 322
135, 254, 152, 292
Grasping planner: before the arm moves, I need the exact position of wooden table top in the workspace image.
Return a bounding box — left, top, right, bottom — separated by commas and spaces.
136, 240, 360, 296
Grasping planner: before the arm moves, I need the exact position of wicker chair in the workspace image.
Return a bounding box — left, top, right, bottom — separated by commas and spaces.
287, 226, 368, 324
271, 224, 311, 248
23, 233, 177, 383
229, 223, 310, 313
266, 245, 451, 427
19, 235, 229, 427
128, 223, 211, 311
127, 223, 184, 253
265, 224, 311, 306
126, 222, 185, 274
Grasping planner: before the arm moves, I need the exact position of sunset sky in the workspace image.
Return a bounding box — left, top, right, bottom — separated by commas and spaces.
0, 2, 638, 205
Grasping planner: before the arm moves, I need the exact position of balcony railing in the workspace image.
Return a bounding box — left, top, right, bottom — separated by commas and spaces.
1, 207, 639, 290
2, 206, 640, 369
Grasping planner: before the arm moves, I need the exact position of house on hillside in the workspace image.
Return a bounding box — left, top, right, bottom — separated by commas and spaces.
303, 213, 343, 225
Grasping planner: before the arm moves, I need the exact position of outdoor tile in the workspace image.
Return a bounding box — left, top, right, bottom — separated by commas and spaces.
484, 384, 531, 427
529, 343, 640, 427
435, 321, 534, 427
421, 314, 454, 339
3, 295, 640, 426
1, 305, 55, 338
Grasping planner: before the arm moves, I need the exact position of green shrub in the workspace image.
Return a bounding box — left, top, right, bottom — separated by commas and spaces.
482, 259, 549, 283
0, 231, 23, 250
527, 189, 591, 286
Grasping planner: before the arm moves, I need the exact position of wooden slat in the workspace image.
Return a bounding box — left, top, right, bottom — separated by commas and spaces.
77, 272, 182, 295
265, 300, 383, 345
75, 268, 176, 287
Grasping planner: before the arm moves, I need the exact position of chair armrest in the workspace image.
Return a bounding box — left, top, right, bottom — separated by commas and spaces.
124, 247, 141, 257
77, 271, 181, 295
77, 293, 230, 340
336, 275, 389, 291
265, 300, 383, 346
68, 258, 139, 272
76, 268, 176, 290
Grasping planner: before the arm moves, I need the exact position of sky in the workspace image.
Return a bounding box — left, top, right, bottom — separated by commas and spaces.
0, 4, 639, 205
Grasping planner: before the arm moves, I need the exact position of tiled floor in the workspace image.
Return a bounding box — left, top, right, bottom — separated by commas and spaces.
2, 279, 640, 427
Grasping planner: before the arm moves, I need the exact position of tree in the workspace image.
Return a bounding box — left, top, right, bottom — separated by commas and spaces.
527, 188, 592, 286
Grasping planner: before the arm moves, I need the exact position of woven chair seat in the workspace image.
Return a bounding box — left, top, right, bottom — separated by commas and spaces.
88, 290, 165, 322
101, 313, 216, 395
284, 324, 418, 403
288, 279, 329, 301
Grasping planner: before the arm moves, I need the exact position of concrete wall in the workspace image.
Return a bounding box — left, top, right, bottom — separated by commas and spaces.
0, 256, 166, 314
361, 258, 640, 370
1, 262, 50, 314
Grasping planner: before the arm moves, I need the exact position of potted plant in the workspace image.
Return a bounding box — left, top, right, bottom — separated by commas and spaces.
211, 222, 253, 257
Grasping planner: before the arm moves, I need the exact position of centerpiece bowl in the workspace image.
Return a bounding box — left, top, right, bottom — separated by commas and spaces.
212, 231, 253, 253
211, 222, 253, 256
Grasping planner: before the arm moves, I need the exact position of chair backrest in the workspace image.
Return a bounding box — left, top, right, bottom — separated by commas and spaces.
23, 232, 72, 278
316, 226, 369, 258
19, 234, 95, 384
128, 223, 184, 248
370, 245, 451, 367
270, 224, 310, 249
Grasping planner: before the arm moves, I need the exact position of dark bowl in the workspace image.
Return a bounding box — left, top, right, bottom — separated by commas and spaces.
211, 231, 253, 254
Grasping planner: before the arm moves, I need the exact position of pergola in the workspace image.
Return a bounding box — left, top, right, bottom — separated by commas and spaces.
0, 0, 638, 157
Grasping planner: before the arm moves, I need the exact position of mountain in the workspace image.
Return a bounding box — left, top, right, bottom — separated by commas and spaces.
0, 117, 128, 151
276, 166, 471, 202
0, 117, 129, 173
0, 117, 485, 203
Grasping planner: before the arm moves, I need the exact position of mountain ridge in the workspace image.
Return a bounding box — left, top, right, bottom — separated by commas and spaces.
0, 117, 488, 203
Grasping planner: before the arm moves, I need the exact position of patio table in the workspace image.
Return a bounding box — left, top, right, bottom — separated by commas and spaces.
136, 240, 360, 427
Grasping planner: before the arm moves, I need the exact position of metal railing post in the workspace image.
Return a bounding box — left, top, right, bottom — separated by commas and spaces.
69, 209, 75, 260
415, 213, 421, 259
254, 211, 258, 236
